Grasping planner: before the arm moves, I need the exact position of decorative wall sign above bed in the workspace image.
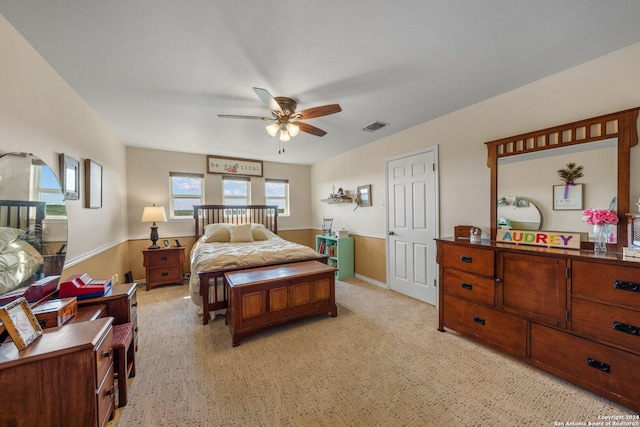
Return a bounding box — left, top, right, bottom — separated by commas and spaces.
207, 155, 263, 177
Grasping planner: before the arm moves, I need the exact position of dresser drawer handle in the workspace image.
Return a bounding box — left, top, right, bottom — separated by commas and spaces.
613, 280, 640, 293
161, 256, 169, 261
131, 302, 138, 307
613, 321, 640, 336
102, 348, 113, 360
472, 316, 485, 325
161, 272, 169, 277
460, 256, 472, 263
461, 283, 473, 290
587, 358, 611, 373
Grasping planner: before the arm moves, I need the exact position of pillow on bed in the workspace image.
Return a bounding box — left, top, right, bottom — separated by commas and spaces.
0, 227, 23, 252
251, 228, 269, 241
204, 224, 231, 243
229, 223, 254, 242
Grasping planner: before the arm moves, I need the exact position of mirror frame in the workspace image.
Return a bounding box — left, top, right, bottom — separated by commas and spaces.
486, 107, 639, 251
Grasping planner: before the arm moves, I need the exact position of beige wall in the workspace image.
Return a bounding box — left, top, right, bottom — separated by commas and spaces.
311, 41, 640, 287
0, 14, 131, 282
126, 147, 314, 241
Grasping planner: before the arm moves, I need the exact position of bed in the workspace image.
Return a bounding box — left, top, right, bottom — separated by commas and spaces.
190, 205, 326, 325
0, 200, 46, 300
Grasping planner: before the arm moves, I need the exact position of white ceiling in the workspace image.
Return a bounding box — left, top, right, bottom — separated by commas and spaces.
3, 1, 640, 165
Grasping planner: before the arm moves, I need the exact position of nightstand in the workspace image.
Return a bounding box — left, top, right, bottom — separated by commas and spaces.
142, 247, 185, 291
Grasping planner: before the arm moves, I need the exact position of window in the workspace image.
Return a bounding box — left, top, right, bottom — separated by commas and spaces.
31, 163, 65, 216
170, 172, 204, 219
222, 176, 250, 205
265, 179, 289, 216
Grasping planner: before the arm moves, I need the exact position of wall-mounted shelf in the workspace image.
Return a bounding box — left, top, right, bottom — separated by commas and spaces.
321, 196, 353, 204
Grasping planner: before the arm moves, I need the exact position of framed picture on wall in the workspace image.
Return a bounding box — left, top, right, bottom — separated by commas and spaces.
357, 185, 372, 207
553, 184, 584, 210
85, 159, 103, 209
59, 153, 80, 200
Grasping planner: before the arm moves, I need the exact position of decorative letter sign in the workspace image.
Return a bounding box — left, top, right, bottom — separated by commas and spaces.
496, 229, 581, 249
206, 155, 263, 177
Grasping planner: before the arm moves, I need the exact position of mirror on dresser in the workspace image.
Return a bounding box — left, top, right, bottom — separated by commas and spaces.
0, 152, 67, 304
497, 139, 616, 239
487, 107, 639, 251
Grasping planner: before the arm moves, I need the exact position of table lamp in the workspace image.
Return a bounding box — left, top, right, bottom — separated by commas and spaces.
141, 205, 167, 249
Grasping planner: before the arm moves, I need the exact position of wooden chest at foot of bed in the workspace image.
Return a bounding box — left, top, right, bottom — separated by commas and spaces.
224, 261, 338, 346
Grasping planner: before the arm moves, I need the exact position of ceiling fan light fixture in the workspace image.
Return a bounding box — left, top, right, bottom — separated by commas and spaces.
266, 122, 279, 137
286, 122, 300, 137
279, 129, 291, 142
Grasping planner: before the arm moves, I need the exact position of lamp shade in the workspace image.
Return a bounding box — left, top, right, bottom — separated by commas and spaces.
141, 205, 167, 223
266, 122, 279, 137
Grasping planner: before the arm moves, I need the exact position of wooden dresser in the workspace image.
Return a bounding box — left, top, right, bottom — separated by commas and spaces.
437, 238, 640, 413
0, 317, 115, 427
143, 247, 185, 291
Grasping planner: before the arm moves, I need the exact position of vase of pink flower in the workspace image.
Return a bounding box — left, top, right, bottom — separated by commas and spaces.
581, 208, 619, 252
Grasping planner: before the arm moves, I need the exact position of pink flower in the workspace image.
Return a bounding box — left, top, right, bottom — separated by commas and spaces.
581, 208, 619, 225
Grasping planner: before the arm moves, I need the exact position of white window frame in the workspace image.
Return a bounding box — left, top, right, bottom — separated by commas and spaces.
222, 175, 251, 205
265, 178, 290, 217
169, 172, 204, 219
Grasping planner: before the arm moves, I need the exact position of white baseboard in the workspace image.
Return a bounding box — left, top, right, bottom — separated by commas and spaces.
354, 273, 388, 289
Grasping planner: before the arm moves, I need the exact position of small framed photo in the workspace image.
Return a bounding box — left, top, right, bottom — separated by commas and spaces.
357, 185, 372, 207
163, 239, 170, 248
0, 297, 43, 351
553, 184, 584, 210
85, 159, 103, 209
59, 153, 80, 200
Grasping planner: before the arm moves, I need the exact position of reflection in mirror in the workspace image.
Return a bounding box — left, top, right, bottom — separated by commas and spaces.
0, 152, 67, 304
497, 196, 542, 230
497, 139, 617, 242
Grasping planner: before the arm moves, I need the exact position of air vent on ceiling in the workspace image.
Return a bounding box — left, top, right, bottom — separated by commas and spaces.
362, 121, 388, 132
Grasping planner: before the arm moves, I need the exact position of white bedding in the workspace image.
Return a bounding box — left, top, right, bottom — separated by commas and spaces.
188, 229, 321, 307
0, 238, 44, 295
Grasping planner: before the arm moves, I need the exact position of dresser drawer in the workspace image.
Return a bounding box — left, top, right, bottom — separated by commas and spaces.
441, 244, 494, 277
148, 265, 181, 283
572, 260, 640, 308
443, 268, 495, 306
572, 298, 640, 352
95, 327, 113, 385
147, 249, 180, 265
531, 323, 640, 405
443, 294, 527, 356
97, 363, 115, 427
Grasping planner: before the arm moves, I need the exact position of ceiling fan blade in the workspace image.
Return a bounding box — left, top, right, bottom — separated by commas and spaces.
217, 114, 274, 121
297, 104, 342, 119
253, 87, 283, 114
296, 121, 327, 137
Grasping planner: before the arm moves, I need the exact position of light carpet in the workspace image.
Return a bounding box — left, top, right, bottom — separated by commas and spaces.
109, 278, 633, 426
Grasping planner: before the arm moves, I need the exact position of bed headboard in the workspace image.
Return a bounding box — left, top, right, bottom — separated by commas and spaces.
0, 200, 45, 250
193, 205, 278, 237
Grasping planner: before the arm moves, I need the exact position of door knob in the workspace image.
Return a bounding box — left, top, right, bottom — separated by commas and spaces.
388, 231, 395, 235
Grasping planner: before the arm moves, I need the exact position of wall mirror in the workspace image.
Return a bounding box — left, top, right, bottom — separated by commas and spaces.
497, 196, 542, 231
487, 107, 639, 251
0, 152, 67, 303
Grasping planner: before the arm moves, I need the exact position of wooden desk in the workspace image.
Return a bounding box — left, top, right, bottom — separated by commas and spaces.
0, 317, 115, 427
225, 261, 338, 346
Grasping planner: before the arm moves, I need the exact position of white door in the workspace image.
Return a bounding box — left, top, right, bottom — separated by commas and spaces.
386, 147, 439, 305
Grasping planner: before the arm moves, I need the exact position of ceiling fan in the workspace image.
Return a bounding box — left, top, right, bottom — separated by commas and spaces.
218, 87, 342, 152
